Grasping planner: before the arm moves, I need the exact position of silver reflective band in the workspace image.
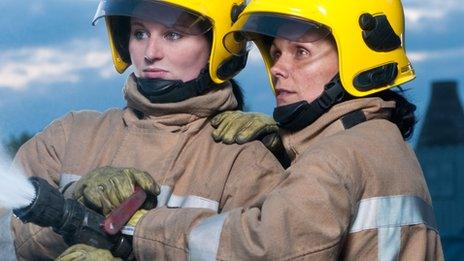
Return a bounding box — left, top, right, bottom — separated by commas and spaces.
59, 173, 82, 189
349, 195, 437, 233
349, 195, 437, 261
168, 194, 219, 212
157, 185, 173, 207
378, 227, 401, 261
157, 185, 219, 212
123, 186, 220, 236
188, 213, 229, 261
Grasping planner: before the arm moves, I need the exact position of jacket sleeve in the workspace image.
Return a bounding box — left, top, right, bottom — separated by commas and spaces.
132, 143, 443, 260
204, 148, 443, 260
9, 114, 73, 260
131, 143, 287, 260
190, 150, 355, 260
131, 146, 353, 260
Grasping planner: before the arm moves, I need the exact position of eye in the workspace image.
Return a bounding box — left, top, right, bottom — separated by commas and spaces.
296, 47, 310, 57
133, 30, 149, 40
270, 50, 281, 62
164, 31, 183, 41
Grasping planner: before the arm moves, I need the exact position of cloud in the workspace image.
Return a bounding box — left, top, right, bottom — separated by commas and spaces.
409, 46, 464, 63
0, 39, 114, 90
403, 0, 464, 31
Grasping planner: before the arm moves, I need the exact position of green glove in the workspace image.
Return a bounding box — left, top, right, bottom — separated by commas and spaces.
56, 244, 122, 261
211, 110, 281, 149
73, 166, 160, 216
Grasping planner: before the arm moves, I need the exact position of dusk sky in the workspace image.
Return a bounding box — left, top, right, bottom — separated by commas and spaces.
0, 0, 463, 147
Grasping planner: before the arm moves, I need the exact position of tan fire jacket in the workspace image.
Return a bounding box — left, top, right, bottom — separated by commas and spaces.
9, 75, 285, 260
134, 97, 443, 260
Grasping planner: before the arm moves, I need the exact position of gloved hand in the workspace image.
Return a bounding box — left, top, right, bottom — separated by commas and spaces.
73, 166, 160, 216
211, 110, 281, 149
56, 244, 122, 261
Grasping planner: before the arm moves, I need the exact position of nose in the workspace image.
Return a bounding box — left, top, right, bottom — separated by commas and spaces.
144, 37, 164, 64
270, 56, 289, 80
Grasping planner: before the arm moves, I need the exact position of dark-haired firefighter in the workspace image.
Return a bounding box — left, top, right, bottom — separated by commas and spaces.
7, 0, 287, 260
124, 0, 444, 259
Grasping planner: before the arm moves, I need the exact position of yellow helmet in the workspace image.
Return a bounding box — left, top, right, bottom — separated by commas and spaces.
92, 0, 247, 83
224, 0, 415, 96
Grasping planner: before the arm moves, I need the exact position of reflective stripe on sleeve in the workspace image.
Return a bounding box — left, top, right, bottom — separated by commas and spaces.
157, 185, 219, 212
188, 213, 229, 261
378, 227, 401, 261
349, 195, 437, 233
123, 185, 220, 236
168, 194, 219, 212
349, 195, 438, 261
157, 185, 173, 207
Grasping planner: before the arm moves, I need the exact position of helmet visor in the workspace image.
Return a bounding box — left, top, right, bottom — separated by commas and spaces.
93, 0, 211, 35
224, 13, 331, 55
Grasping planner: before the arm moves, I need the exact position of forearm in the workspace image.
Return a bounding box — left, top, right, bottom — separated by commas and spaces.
12, 218, 68, 260
132, 207, 215, 260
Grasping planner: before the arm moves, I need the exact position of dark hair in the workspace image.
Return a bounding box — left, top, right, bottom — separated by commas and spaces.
374, 88, 417, 140
342, 87, 417, 140
230, 79, 245, 111
343, 88, 417, 140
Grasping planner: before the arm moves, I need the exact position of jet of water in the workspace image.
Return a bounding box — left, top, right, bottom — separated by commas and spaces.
0, 143, 35, 210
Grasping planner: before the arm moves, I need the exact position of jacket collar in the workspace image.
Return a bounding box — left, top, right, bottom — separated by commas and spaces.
122, 74, 237, 129
281, 97, 395, 162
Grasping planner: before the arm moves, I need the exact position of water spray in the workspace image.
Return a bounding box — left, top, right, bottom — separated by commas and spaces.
0, 142, 146, 258
0, 145, 35, 210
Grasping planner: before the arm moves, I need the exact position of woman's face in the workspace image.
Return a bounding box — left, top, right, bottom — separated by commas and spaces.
269, 36, 339, 106
129, 18, 210, 82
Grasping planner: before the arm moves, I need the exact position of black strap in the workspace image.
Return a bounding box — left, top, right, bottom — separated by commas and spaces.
273, 74, 346, 131
341, 110, 367, 130
136, 66, 220, 104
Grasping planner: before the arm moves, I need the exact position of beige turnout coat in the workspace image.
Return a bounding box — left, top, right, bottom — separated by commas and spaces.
133, 98, 443, 260
9, 75, 285, 260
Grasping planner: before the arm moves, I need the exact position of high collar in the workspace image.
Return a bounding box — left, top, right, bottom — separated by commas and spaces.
281, 97, 396, 162
122, 74, 238, 129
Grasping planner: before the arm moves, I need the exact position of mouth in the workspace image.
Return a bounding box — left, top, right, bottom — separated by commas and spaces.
142, 68, 168, 78
275, 88, 295, 97
275, 88, 297, 105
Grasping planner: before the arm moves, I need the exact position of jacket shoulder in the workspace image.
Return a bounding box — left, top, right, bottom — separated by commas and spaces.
64, 108, 123, 126
50, 108, 125, 143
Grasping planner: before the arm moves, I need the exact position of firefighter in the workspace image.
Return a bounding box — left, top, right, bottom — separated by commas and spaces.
128, 0, 444, 259
9, 0, 286, 259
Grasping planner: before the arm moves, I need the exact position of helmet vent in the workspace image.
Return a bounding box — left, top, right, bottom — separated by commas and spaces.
359, 13, 401, 52
231, 4, 246, 23
353, 63, 398, 91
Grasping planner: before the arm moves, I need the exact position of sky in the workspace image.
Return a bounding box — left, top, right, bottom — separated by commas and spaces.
0, 0, 463, 147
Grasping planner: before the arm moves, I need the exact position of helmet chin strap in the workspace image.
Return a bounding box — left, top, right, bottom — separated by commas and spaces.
136, 66, 222, 104
273, 74, 346, 131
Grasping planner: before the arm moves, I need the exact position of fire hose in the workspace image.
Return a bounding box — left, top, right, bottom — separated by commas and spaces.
13, 176, 147, 259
